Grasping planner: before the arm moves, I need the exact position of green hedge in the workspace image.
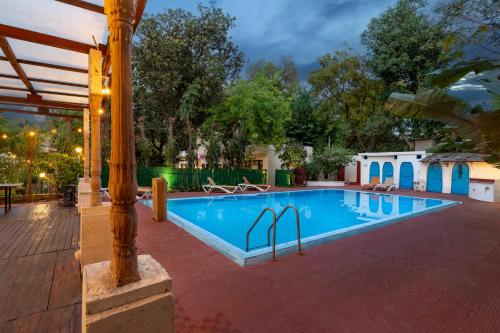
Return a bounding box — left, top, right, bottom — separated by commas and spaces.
101, 166, 266, 191
275, 169, 292, 187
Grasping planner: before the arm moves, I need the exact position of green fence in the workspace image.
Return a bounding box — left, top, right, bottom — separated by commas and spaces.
101, 166, 266, 191
275, 169, 292, 187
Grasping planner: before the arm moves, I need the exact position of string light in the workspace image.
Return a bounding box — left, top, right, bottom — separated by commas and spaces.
102, 87, 111, 95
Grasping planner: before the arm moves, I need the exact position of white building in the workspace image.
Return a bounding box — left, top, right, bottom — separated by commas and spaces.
358, 151, 427, 189
359, 151, 500, 202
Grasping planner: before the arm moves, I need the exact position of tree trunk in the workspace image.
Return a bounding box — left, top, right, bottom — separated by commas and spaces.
105, 0, 140, 287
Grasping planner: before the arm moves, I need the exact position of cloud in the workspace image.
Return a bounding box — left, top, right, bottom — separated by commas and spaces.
146, 0, 398, 78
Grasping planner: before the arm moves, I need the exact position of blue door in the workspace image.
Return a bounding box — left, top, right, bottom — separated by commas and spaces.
399, 162, 414, 189
382, 162, 394, 182
451, 162, 469, 195
426, 162, 442, 193
369, 162, 380, 182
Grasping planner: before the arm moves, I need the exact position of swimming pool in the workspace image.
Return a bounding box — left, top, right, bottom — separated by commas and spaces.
144, 189, 459, 266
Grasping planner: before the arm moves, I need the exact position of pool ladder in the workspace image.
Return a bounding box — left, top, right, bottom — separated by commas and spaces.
245, 205, 303, 260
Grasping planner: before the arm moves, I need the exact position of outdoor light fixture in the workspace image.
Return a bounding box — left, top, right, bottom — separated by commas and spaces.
51, 128, 57, 134
77, 128, 82, 133
102, 87, 111, 95
98, 108, 104, 115
75, 147, 83, 154
39, 172, 46, 178
1, 134, 7, 139
29, 131, 35, 136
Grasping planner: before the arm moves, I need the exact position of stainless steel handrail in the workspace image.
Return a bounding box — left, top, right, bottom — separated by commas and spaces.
245, 208, 277, 252
267, 205, 302, 259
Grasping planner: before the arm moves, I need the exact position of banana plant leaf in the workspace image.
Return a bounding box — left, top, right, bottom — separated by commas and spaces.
386, 88, 500, 156
432, 59, 500, 88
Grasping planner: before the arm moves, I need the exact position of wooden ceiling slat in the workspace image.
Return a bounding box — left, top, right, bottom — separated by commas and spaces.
0, 85, 87, 98
0, 56, 87, 74
0, 95, 87, 110
0, 73, 87, 88
55, 0, 105, 14
134, 0, 148, 32
0, 24, 106, 54
0, 36, 36, 95
0, 107, 82, 119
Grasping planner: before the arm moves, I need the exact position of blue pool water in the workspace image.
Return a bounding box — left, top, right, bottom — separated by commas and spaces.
144, 189, 458, 265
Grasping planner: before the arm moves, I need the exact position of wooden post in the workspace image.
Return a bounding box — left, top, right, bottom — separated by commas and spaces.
89, 49, 103, 206
66, 119, 73, 147
152, 177, 167, 222
83, 108, 90, 182
105, 0, 140, 287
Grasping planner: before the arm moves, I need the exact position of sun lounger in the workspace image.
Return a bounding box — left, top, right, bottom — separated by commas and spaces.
238, 176, 271, 192
202, 177, 238, 194
102, 187, 152, 200
374, 177, 397, 192
361, 176, 379, 190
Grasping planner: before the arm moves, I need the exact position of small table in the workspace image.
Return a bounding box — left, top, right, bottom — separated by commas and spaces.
0, 183, 23, 214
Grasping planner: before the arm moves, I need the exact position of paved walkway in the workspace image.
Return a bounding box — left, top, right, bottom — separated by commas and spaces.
0, 203, 81, 332
1, 188, 499, 332
136, 187, 500, 332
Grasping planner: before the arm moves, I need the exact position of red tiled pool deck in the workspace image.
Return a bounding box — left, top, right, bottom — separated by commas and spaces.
136, 187, 500, 332
0, 186, 499, 332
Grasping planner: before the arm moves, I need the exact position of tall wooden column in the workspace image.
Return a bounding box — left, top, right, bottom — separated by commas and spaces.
89, 49, 103, 206
105, 0, 140, 286
83, 108, 90, 182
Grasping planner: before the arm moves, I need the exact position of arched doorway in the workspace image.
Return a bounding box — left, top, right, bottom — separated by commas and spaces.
399, 162, 414, 189
426, 162, 442, 193
369, 162, 380, 182
451, 162, 469, 195
382, 162, 394, 182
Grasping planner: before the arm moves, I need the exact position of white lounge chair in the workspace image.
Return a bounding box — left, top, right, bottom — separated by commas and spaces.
374, 177, 397, 192
238, 176, 271, 192
102, 187, 152, 200
202, 177, 238, 194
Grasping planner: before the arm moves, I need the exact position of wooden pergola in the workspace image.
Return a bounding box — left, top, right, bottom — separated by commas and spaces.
1, 0, 147, 286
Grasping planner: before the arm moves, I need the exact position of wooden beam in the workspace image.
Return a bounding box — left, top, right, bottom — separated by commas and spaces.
0, 36, 36, 95
0, 107, 82, 119
102, 0, 146, 77
0, 85, 87, 98
89, 48, 102, 206
105, 0, 141, 286
55, 0, 105, 14
0, 56, 87, 74
0, 73, 88, 88
0, 24, 106, 54
0, 95, 87, 110
133, 0, 148, 32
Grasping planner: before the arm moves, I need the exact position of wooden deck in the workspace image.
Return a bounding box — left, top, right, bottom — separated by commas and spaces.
0, 203, 81, 332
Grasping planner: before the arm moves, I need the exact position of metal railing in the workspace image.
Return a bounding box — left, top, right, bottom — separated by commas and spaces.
267, 205, 302, 259
245, 205, 303, 261
246, 208, 277, 252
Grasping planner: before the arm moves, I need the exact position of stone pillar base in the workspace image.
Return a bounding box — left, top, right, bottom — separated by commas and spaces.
77, 180, 92, 212
80, 203, 112, 269
83, 255, 174, 333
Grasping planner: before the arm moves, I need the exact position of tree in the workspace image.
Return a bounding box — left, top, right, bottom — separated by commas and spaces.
361, 0, 454, 143
284, 89, 322, 146
361, 0, 450, 92
386, 60, 500, 165
277, 141, 307, 170
309, 50, 406, 151
311, 146, 354, 178
247, 57, 300, 95
435, 0, 500, 58
179, 81, 202, 167
210, 75, 291, 147
133, 5, 244, 164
